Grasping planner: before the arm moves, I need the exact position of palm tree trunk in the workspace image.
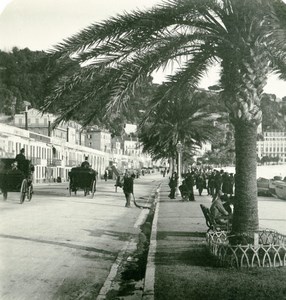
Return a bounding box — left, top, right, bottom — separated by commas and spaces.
232, 121, 259, 235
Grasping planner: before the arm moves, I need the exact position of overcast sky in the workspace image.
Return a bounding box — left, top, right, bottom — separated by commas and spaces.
0, 0, 286, 97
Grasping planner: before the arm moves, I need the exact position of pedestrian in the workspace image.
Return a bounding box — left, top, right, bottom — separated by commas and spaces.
168, 172, 178, 199
196, 173, 205, 196
123, 171, 134, 207
208, 171, 216, 197
104, 170, 108, 181
115, 174, 123, 192
214, 170, 223, 198
185, 172, 195, 201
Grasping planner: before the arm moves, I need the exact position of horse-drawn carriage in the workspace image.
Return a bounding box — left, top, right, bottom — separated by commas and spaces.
0, 158, 34, 204
68, 167, 97, 197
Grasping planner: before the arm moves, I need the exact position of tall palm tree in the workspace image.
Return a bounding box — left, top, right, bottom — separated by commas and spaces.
44, 0, 286, 235
139, 88, 219, 162
138, 88, 220, 180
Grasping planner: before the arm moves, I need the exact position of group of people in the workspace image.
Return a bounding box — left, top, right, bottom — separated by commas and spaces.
168, 167, 235, 225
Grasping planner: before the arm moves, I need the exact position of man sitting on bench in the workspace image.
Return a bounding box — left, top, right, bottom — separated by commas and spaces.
210, 190, 231, 225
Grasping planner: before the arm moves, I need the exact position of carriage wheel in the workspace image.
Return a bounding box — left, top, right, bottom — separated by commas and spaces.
91, 180, 96, 198
3, 190, 7, 201
20, 179, 28, 204
27, 184, 33, 202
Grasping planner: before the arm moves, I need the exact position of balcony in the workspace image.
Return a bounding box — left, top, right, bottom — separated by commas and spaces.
47, 159, 62, 166
66, 160, 77, 167
28, 157, 42, 165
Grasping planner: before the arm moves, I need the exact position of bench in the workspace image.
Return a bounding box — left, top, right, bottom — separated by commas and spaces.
200, 204, 231, 232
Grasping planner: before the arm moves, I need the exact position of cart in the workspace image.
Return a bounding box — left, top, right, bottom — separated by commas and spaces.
0, 158, 34, 204
68, 167, 97, 197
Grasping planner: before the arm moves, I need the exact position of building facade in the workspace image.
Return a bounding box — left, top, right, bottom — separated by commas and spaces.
0, 123, 152, 183
85, 127, 111, 152
13, 108, 86, 146
257, 131, 286, 163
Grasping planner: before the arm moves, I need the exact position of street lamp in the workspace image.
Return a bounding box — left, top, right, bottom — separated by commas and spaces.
24, 106, 28, 130
176, 141, 183, 196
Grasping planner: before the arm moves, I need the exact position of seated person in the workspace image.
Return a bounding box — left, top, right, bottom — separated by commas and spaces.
15, 148, 26, 161
220, 193, 233, 214
15, 148, 26, 173
210, 190, 231, 225
81, 156, 90, 168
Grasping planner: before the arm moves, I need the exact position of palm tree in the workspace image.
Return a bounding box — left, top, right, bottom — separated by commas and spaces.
139, 87, 219, 161
44, 0, 286, 235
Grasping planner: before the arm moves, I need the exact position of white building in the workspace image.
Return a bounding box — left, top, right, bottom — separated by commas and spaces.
13, 108, 86, 146
85, 127, 111, 152
257, 131, 286, 163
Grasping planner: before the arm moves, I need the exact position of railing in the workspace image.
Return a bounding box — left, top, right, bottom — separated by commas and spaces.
66, 160, 77, 167
28, 157, 42, 165
47, 159, 62, 166
206, 229, 286, 268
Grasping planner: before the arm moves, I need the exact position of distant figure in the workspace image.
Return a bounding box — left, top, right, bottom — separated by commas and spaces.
123, 172, 134, 207
168, 172, 178, 199
115, 175, 123, 192
104, 170, 108, 181
81, 156, 90, 168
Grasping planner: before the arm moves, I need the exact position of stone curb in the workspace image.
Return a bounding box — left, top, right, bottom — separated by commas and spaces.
142, 184, 161, 300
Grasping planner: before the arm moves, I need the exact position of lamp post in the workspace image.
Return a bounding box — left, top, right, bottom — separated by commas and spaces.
176, 141, 183, 196
47, 115, 51, 137
24, 106, 28, 130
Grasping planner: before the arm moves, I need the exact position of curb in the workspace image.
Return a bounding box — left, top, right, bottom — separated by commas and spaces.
142, 184, 161, 300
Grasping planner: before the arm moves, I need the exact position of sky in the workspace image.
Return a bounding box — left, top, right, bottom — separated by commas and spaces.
0, 0, 286, 98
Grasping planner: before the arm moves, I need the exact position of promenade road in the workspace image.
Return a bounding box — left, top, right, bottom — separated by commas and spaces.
0, 173, 285, 300
0, 173, 161, 300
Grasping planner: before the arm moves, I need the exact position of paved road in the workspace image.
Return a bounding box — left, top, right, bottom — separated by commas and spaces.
258, 195, 286, 235
0, 173, 162, 300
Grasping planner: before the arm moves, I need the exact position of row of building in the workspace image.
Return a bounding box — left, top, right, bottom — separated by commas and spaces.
257, 130, 286, 163
0, 108, 154, 183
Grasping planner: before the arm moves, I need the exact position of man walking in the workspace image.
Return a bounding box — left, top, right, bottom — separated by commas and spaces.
123, 171, 134, 207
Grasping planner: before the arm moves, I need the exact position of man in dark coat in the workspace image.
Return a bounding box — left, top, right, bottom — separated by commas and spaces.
123, 171, 134, 207
15, 148, 26, 173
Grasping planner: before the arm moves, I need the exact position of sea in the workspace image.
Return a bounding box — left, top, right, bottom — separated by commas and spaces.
222, 165, 286, 180
219, 164, 286, 235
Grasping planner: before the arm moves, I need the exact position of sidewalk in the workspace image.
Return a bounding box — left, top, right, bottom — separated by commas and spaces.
143, 179, 212, 300
144, 179, 286, 300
